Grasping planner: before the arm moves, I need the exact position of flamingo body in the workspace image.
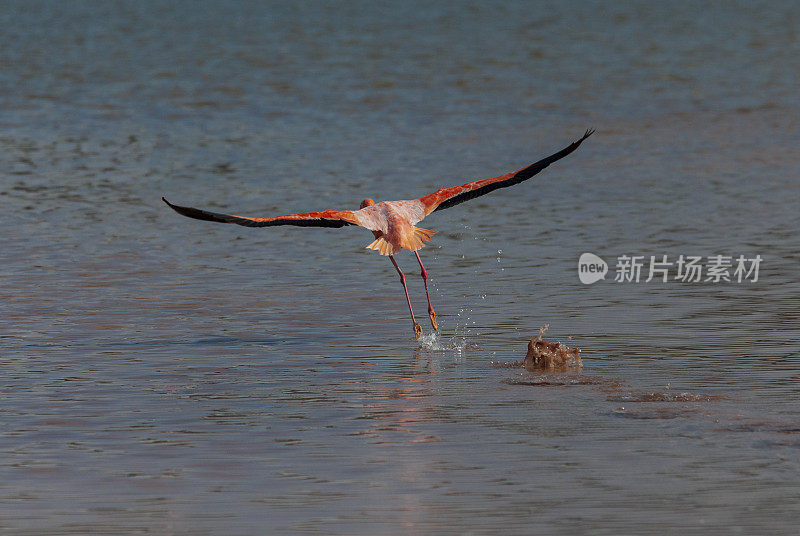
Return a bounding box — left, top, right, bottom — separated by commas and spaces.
355, 200, 435, 255
164, 129, 594, 338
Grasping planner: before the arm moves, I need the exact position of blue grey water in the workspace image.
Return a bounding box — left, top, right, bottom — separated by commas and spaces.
2, 1, 799, 534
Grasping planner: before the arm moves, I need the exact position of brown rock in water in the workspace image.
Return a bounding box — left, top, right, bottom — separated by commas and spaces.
523, 325, 582, 372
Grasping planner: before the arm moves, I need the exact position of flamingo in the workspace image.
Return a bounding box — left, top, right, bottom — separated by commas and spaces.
163, 129, 593, 339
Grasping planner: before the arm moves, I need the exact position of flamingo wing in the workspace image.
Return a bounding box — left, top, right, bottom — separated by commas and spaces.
162, 197, 358, 228
417, 129, 594, 215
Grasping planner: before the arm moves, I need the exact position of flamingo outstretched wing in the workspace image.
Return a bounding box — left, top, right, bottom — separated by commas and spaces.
417, 129, 594, 215
162, 197, 358, 228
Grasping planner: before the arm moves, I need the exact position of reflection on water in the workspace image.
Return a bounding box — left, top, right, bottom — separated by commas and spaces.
2, 1, 800, 534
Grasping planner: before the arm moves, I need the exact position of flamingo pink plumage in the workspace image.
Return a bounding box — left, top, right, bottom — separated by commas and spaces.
164, 129, 594, 338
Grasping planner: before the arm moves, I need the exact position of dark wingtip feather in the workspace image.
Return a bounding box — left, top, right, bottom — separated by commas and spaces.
429, 129, 595, 213
161, 196, 234, 223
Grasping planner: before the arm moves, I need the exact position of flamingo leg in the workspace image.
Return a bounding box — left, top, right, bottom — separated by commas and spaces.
389, 255, 423, 339
414, 251, 437, 331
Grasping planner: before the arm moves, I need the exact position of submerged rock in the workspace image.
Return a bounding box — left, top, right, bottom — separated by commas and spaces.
523, 324, 582, 372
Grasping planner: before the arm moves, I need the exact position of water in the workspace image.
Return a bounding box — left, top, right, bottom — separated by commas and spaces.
2, 1, 800, 533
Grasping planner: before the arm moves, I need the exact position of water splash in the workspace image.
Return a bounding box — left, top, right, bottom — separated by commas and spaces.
417, 306, 480, 354
417, 330, 476, 354
418, 330, 444, 350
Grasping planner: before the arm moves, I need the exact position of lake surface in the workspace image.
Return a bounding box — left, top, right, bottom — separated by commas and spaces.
2, 1, 799, 534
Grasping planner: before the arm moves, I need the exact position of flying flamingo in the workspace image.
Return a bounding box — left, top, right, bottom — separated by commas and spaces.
163, 129, 593, 339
